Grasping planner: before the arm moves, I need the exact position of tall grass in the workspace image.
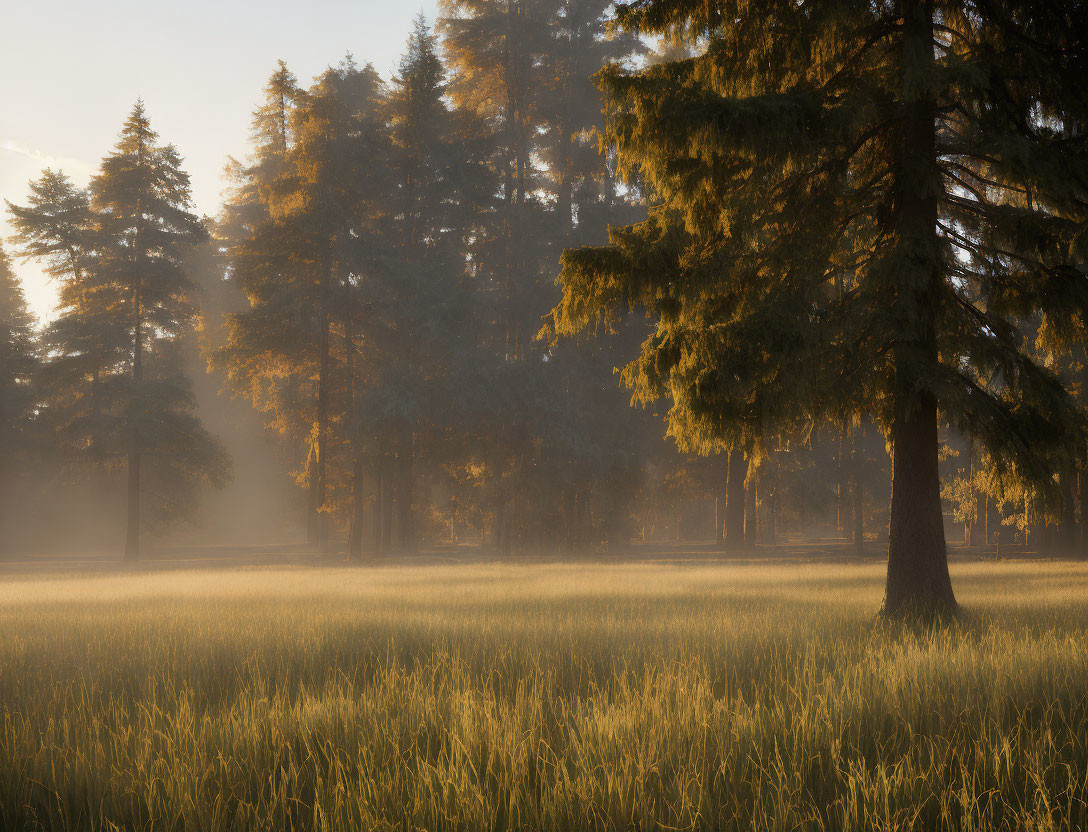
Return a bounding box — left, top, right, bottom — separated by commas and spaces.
2, 560, 1087, 830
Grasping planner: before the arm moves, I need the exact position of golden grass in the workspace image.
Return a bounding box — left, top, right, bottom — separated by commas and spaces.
2, 560, 1088, 830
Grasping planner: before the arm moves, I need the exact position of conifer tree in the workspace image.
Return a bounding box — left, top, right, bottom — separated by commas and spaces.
86, 102, 229, 558
538, 0, 644, 238
221, 61, 301, 244
549, 0, 1088, 615
6, 171, 111, 458
364, 16, 480, 553
0, 246, 38, 555
219, 61, 391, 552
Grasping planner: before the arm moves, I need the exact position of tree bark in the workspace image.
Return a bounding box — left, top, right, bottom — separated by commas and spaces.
745, 476, 758, 546
714, 495, 722, 546
881, 0, 956, 617
397, 439, 414, 552
372, 465, 385, 553
883, 394, 956, 615
124, 251, 144, 562
346, 291, 365, 561
725, 450, 747, 550
1079, 469, 1088, 558
125, 451, 141, 561
968, 491, 984, 547
836, 424, 847, 537
768, 488, 777, 547
383, 468, 395, 552
348, 456, 365, 559
315, 283, 330, 554
852, 474, 864, 554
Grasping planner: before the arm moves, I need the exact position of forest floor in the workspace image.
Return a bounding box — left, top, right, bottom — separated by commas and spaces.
2, 556, 1087, 830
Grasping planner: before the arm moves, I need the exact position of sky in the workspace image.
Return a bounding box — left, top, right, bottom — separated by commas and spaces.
0, 0, 440, 321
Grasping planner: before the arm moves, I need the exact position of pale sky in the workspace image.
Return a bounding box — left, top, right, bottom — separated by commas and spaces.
0, 0, 440, 322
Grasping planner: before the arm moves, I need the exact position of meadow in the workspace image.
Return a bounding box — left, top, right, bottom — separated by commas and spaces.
2, 558, 1088, 831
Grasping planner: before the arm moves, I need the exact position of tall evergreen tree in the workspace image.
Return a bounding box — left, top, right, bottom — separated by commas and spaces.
221, 61, 302, 244
218, 61, 391, 552
6, 171, 113, 460
359, 17, 485, 553
84, 102, 229, 558
549, 0, 1088, 614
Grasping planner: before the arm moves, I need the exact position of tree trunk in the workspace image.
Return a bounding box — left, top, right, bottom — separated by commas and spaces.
714, 495, 722, 546
306, 453, 320, 545
1079, 469, 1088, 559
853, 474, 864, 554
382, 467, 395, 552
397, 440, 414, 552
725, 450, 747, 550
745, 477, 759, 546
372, 465, 385, 553
984, 496, 992, 545
883, 394, 955, 615
124, 282, 143, 562
348, 456, 365, 560
124, 451, 141, 560
968, 491, 984, 547
881, 0, 956, 617
315, 291, 330, 554
768, 489, 777, 547
346, 291, 364, 561
836, 424, 847, 537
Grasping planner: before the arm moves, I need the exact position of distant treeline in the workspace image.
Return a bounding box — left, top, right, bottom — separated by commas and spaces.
2, 1, 1086, 589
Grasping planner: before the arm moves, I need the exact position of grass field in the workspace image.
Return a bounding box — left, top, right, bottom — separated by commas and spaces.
2, 558, 1088, 831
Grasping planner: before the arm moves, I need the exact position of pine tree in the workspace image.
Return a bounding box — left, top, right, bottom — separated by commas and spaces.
219, 61, 391, 553
0, 246, 38, 555
6, 171, 112, 460
362, 16, 480, 554
549, 0, 1088, 615
89, 102, 229, 559
221, 61, 302, 244
538, 0, 644, 238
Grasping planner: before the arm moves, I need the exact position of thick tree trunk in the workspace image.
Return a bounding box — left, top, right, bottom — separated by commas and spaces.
881, 0, 956, 617
725, 450, 747, 550
883, 394, 956, 615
